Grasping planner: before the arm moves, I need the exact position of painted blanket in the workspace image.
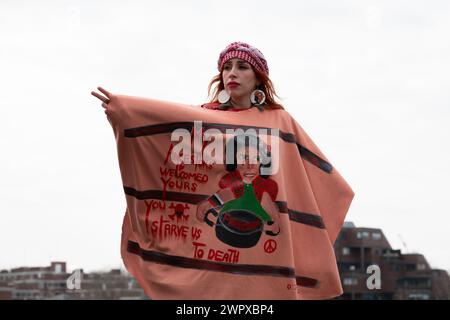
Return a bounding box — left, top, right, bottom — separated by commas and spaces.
104, 94, 355, 300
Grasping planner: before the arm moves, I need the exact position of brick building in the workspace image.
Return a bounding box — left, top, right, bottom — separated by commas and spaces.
0, 262, 147, 300
334, 222, 450, 299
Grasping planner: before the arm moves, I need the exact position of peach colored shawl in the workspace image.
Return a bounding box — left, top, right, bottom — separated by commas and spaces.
105, 94, 354, 300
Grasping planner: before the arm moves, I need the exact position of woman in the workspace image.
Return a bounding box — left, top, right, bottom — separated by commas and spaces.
91, 41, 355, 300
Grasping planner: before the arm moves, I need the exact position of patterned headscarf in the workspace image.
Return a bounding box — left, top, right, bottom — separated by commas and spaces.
217, 41, 269, 75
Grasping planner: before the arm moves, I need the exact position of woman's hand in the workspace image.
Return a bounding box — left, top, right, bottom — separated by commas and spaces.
196, 188, 235, 223
261, 192, 281, 235
196, 200, 212, 223
91, 87, 111, 109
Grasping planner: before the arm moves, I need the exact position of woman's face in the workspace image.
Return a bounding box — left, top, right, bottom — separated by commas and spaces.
236, 146, 260, 183
222, 58, 260, 100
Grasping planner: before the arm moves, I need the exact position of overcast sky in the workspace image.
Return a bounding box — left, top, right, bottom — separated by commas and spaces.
1, 0, 449, 273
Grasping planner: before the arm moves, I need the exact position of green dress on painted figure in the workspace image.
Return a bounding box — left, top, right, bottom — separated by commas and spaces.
219, 183, 272, 223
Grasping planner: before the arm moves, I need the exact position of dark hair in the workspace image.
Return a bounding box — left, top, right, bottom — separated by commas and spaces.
224, 134, 272, 179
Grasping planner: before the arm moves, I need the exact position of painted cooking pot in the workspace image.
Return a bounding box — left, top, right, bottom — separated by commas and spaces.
204, 183, 278, 248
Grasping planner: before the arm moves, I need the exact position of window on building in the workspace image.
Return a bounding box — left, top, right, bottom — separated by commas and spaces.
372, 232, 382, 240
55, 264, 62, 273
408, 293, 430, 300
406, 264, 416, 271
417, 263, 426, 270
343, 278, 358, 286
361, 293, 379, 300
357, 232, 370, 239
